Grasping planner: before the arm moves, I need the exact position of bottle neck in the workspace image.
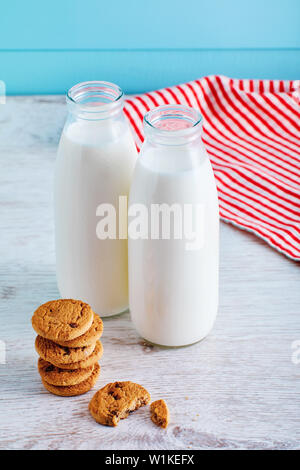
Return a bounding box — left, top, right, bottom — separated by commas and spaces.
144, 105, 203, 146
66, 81, 124, 121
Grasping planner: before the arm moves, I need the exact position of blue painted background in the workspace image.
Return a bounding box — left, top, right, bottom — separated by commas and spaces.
1, 0, 299, 95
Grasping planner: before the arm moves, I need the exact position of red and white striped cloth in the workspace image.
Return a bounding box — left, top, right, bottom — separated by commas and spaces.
124, 75, 300, 261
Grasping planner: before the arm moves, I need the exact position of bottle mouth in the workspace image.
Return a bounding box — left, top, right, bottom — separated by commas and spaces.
144, 105, 202, 145
66, 81, 124, 119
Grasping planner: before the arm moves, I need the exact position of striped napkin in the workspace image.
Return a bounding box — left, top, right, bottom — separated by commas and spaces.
124, 75, 300, 261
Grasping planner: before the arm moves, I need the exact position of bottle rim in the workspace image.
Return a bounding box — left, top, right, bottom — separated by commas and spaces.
144, 105, 203, 145
66, 81, 124, 119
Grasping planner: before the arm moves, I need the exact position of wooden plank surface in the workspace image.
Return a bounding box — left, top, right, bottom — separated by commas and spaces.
2, 0, 299, 49
0, 96, 299, 450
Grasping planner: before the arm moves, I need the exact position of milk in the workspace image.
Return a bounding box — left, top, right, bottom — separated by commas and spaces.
55, 118, 137, 316
128, 107, 219, 346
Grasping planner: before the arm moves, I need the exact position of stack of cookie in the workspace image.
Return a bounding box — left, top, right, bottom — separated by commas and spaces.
31, 299, 103, 397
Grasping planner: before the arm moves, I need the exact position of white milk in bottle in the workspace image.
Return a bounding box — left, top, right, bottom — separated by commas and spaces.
128, 105, 219, 346
55, 81, 137, 316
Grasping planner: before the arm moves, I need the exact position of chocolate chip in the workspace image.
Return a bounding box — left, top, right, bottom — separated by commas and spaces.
69, 323, 78, 328
45, 365, 54, 372
63, 347, 70, 356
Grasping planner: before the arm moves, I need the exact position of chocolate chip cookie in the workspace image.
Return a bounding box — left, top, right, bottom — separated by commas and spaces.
32, 299, 94, 342
35, 335, 95, 365
89, 381, 151, 426
47, 340, 103, 370
42, 363, 100, 397
38, 358, 94, 386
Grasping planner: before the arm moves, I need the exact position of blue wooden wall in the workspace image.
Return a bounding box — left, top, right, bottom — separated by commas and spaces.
1, 0, 299, 95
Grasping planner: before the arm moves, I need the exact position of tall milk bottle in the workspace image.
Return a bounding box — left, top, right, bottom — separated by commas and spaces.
55, 81, 138, 316
128, 105, 219, 346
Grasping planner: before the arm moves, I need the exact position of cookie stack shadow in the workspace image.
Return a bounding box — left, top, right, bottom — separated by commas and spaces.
31, 299, 103, 397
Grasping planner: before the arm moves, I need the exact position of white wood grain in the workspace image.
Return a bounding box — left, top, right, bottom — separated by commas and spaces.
0, 96, 299, 450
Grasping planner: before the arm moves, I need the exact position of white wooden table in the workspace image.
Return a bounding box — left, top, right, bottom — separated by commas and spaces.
0, 96, 299, 450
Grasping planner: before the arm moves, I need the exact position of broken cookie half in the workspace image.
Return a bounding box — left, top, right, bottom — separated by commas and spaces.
150, 399, 169, 429
89, 381, 151, 426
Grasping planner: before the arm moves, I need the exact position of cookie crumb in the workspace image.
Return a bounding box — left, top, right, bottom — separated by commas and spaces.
150, 399, 169, 429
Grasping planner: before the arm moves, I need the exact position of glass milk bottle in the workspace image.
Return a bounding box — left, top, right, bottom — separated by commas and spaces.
128, 105, 219, 346
55, 81, 138, 316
